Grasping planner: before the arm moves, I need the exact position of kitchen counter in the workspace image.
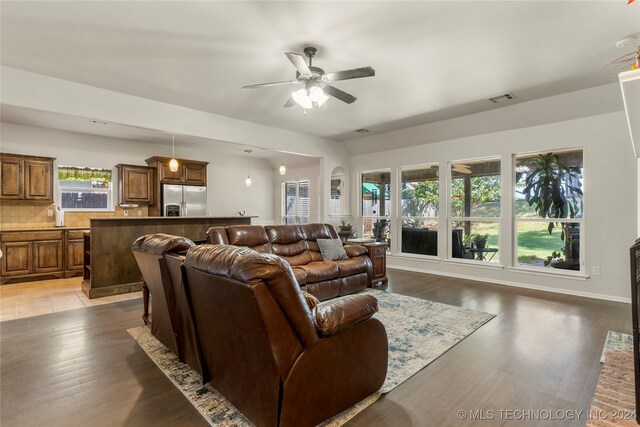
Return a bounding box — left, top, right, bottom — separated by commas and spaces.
0, 226, 89, 232
82, 215, 254, 298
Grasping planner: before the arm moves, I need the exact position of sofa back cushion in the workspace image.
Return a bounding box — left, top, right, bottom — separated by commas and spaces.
300, 224, 339, 261
265, 225, 312, 266
207, 225, 272, 253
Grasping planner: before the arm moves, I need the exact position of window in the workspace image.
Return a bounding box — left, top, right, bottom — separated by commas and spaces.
450, 158, 501, 263
400, 165, 439, 256
361, 170, 391, 245
282, 180, 309, 224
58, 166, 113, 211
514, 149, 583, 271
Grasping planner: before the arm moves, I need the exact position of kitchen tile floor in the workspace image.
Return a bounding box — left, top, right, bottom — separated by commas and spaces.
0, 277, 142, 322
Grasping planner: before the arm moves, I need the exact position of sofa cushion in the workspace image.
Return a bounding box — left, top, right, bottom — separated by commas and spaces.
344, 245, 367, 257
292, 267, 307, 286
299, 261, 339, 283
302, 279, 340, 301
132, 233, 195, 255
225, 225, 272, 253
333, 256, 369, 277
338, 272, 368, 296
317, 238, 348, 261
314, 294, 378, 337
266, 225, 304, 244
206, 227, 230, 245
299, 223, 339, 241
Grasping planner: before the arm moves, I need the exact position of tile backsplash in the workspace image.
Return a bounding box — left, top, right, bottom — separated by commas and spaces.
0, 202, 149, 229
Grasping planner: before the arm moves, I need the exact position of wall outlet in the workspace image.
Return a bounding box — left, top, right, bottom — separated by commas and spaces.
123, 209, 129, 217
592, 266, 601, 276
137, 210, 142, 217
47, 210, 54, 217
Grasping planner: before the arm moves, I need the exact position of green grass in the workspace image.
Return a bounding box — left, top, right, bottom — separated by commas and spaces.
465, 220, 564, 262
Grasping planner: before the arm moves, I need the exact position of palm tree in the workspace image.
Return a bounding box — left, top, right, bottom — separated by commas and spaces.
520, 153, 583, 268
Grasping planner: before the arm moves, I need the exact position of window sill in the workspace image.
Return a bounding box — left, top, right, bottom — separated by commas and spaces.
508, 266, 589, 280
393, 253, 441, 263
61, 209, 115, 213
442, 259, 505, 270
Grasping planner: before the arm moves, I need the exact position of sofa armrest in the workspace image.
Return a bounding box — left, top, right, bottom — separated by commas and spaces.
314, 294, 378, 337
344, 245, 367, 258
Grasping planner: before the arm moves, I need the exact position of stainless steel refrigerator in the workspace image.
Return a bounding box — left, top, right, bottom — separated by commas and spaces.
162, 184, 207, 217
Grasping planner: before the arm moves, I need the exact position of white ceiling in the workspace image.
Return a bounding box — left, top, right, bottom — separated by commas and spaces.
0, 1, 638, 144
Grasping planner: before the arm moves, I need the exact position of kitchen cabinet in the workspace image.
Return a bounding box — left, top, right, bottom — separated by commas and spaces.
145, 156, 208, 216
65, 229, 87, 274
0, 153, 55, 202
0, 228, 89, 284
116, 164, 154, 205
145, 156, 208, 186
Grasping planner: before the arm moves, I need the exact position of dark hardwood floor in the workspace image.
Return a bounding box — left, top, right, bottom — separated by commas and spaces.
1, 269, 631, 426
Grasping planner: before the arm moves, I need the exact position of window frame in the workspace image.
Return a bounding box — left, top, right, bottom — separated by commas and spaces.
398, 163, 440, 259
360, 168, 392, 242
512, 148, 585, 275
447, 157, 503, 265
281, 179, 310, 224
57, 166, 114, 212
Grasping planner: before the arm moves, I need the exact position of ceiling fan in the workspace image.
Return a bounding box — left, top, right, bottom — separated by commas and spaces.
242, 46, 375, 109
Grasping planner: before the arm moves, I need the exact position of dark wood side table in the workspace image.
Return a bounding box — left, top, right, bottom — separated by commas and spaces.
363, 243, 388, 287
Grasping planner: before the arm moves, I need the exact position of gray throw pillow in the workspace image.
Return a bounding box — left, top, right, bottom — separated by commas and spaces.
317, 238, 349, 261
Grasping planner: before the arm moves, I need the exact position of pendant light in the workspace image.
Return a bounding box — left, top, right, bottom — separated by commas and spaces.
169, 134, 179, 172
244, 149, 252, 187
279, 160, 286, 176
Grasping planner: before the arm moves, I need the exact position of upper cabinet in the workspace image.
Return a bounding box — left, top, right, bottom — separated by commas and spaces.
0, 153, 54, 202
145, 156, 208, 186
116, 164, 154, 205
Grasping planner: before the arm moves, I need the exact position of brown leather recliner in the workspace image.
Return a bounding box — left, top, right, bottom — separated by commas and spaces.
182, 244, 388, 427
132, 233, 201, 374
207, 223, 373, 301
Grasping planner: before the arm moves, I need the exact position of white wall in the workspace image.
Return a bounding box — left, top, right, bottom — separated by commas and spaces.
1, 66, 352, 222
350, 110, 636, 302
0, 122, 275, 224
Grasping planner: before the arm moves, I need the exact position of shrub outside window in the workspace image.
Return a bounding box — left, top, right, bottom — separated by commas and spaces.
514, 149, 584, 271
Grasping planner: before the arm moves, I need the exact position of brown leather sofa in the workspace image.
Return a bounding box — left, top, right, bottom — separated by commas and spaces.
132, 233, 202, 374
182, 244, 388, 427
207, 223, 373, 301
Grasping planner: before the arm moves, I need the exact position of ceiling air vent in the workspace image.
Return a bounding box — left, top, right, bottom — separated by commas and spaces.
488, 92, 516, 104
355, 128, 370, 133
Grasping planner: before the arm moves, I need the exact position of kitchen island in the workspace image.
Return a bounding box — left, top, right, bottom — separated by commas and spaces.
82, 216, 253, 298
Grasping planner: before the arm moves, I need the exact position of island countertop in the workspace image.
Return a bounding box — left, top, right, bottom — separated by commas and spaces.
83, 215, 254, 298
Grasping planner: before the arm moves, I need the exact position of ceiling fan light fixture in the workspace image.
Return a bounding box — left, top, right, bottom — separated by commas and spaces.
309, 86, 328, 106
292, 88, 313, 109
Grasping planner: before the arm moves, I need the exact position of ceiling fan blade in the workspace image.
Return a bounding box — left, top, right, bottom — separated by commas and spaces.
283, 97, 296, 108
285, 52, 312, 77
324, 66, 375, 82
243, 80, 299, 89
324, 85, 357, 104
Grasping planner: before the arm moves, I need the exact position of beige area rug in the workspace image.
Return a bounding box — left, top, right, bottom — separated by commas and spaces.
587, 331, 637, 427
128, 289, 495, 426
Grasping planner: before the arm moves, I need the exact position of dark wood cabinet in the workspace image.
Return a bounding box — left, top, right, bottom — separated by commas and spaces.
363, 243, 388, 287
117, 164, 154, 205
24, 160, 52, 201
145, 156, 208, 216
1, 241, 32, 276
0, 154, 54, 202
0, 156, 24, 199
145, 156, 208, 186
0, 228, 88, 284
65, 230, 87, 273
33, 240, 63, 273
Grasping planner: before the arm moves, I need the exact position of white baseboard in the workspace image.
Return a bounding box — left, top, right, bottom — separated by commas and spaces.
387, 263, 631, 304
